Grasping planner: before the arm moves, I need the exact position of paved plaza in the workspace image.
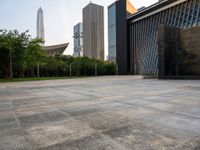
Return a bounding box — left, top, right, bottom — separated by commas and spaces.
0, 76, 200, 150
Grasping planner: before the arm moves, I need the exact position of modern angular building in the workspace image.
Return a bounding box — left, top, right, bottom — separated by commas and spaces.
128, 0, 200, 77
83, 3, 104, 60
36, 7, 69, 56
73, 23, 83, 57
112, 0, 200, 78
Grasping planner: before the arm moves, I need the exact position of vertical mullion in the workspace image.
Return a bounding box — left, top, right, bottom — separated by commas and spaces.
148, 16, 153, 75
196, 0, 200, 25
160, 8, 165, 25
138, 21, 142, 74
140, 20, 144, 74
142, 19, 146, 74
186, 0, 193, 27
144, 18, 148, 74
169, 6, 175, 26
150, 14, 158, 75
173, 5, 180, 27
131, 24, 134, 74
154, 12, 162, 75
181, 1, 188, 28
177, 2, 184, 27
191, 0, 197, 26
149, 15, 155, 75
133, 24, 135, 74
167, 7, 173, 25
131, 25, 134, 74
164, 8, 169, 24
133, 24, 136, 74
129, 24, 132, 74
135, 22, 138, 74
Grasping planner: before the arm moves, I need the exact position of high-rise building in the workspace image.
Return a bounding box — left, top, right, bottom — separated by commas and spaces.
73, 23, 83, 57
127, 0, 200, 77
36, 7, 69, 56
111, 0, 200, 78
83, 3, 104, 60
108, 3, 117, 62
37, 7, 45, 44
108, 0, 137, 72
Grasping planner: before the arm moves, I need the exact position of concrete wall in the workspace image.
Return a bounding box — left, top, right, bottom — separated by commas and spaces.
179, 26, 200, 75
157, 25, 180, 78
157, 25, 200, 78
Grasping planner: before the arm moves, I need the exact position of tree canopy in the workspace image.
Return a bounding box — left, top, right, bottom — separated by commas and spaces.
0, 29, 116, 79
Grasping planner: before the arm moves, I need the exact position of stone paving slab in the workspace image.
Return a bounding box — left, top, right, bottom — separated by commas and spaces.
41, 133, 124, 150
103, 124, 179, 150
0, 110, 20, 132
0, 129, 34, 150
0, 76, 200, 150
25, 119, 94, 149
18, 111, 68, 128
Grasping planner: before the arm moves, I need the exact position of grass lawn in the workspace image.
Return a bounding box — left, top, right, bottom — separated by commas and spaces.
0, 76, 87, 83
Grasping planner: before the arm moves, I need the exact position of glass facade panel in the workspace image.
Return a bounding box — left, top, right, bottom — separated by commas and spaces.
108, 4, 116, 62
128, 0, 200, 76
108, 26, 116, 46
73, 23, 83, 57
108, 4, 116, 26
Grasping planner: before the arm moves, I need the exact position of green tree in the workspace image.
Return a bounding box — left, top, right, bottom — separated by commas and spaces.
25, 38, 46, 77
0, 29, 116, 79
0, 29, 30, 79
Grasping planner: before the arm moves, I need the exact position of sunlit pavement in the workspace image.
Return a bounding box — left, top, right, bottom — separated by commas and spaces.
0, 76, 200, 150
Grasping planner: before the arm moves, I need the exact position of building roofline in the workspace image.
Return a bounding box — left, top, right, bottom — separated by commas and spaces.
83, 2, 104, 10
108, 1, 117, 9
74, 22, 82, 26
43, 43, 69, 50
127, 0, 184, 21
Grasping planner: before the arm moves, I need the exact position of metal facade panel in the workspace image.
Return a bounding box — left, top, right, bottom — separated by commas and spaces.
128, 0, 200, 76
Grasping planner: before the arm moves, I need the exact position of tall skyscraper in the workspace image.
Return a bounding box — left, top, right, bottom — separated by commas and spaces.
83, 3, 104, 60
108, 3, 117, 62
108, 0, 137, 72
35, 7, 69, 56
73, 23, 83, 57
37, 7, 45, 45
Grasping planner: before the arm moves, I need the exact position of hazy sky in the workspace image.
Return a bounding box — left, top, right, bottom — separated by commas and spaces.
0, 0, 158, 56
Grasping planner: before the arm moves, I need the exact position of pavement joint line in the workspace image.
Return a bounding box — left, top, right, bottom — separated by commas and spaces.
9, 96, 23, 130
17, 112, 74, 131
176, 134, 200, 149
13, 109, 23, 129
51, 101, 138, 130
131, 95, 197, 107
49, 105, 92, 126
1, 77, 200, 149
3, 95, 199, 118
102, 116, 170, 134
116, 100, 200, 120
98, 132, 128, 150
66, 90, 98, 99
2, 94, 24, 136
7, 97, 98, 111
0, 127, 23, 135
51, 104, 130, 150
41, 131, 96, 149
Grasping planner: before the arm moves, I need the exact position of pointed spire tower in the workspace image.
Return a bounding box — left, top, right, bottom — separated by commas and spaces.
37, 7, 45, 45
